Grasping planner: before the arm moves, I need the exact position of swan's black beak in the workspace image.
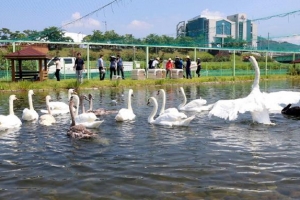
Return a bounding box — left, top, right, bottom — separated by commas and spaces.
156, 90, 160, 95
147, 99, 151, 106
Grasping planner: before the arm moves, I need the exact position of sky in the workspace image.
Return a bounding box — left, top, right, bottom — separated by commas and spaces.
1, 0, 300, 44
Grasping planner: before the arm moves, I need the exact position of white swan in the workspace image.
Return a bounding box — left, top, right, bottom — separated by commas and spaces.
147, 97, 195, 127
22, 90, 39, 121
178, 87, 213, 112
208, 56, 294, 124
39, 95, 56, 126
71, 94, 103, 129
86, 94, 117, 116
115, 89, 136, 121
67, 96, 96, 139
157, 89, 187, 118
40, 88, 76, 115
0, 95, 22, 131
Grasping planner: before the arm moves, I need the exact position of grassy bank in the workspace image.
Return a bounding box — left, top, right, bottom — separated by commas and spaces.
0, 74, 298, 92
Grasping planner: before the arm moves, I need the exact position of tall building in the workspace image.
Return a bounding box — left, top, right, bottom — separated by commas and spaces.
177, 13, 257, 48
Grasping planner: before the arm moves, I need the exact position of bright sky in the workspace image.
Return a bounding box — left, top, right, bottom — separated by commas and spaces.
1, 0, 300, 44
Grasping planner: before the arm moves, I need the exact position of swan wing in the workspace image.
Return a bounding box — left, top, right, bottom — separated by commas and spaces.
39, 114, 56, 126
172, 115, 195, 126
209, 96, 258, 121
75, 113, 98, 123
22, 108, 39, 121
0, 115, 22, 129
115, 108, 136, 121
263, 91, 300, 113
49, 102, 69, 110
163, 108, 187, 118
77, 120, 104, 129
179, 99, 207, 111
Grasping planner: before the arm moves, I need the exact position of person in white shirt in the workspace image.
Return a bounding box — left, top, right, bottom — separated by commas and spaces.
97, 54, 105, 80
54, 57, 61, 81
152, 57, 160, 68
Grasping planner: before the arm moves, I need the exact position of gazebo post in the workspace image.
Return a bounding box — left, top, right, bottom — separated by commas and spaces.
18, 59, 22, 79
11, 59, 15, 81
38, 59, 43, 81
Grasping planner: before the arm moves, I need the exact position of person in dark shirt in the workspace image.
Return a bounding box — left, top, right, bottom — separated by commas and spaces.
116, 55, 125, 79
109, 56, 117, 80
196, 58, 202, 77
73, 52, 85, 84
185, 55, 192, 79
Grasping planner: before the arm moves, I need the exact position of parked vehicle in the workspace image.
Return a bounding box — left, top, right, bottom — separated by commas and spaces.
47, 57, 76, 74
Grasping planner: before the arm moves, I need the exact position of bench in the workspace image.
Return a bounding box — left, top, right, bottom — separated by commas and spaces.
15, 71, 39, 81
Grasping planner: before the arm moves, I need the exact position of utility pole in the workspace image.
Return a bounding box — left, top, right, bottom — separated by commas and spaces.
102, 21, 107, 32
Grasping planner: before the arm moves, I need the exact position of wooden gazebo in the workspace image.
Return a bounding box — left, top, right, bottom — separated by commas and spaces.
5, 46, 50, 81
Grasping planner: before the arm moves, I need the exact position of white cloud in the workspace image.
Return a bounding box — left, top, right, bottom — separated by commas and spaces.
62, 12, 101, 29
200, 9, 224, 19
127, 20, 153, 30
275, 35, 300, 45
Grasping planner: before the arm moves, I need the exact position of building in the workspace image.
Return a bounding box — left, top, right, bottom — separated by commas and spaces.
177, 13, 257, 48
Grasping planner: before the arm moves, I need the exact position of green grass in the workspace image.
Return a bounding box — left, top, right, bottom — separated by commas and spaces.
0, 74, 297, 92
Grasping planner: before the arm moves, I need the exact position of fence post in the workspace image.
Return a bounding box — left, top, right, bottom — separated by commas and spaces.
87, 44, 90, 80
265, 51, 268, 76
146, 46, 149, 78
233, 50, 236, 77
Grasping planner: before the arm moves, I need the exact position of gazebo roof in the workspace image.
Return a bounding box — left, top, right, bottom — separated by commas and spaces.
5, 46, 50, 60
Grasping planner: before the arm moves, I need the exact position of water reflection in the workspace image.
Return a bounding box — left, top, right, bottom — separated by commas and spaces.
0, 80, 300, 199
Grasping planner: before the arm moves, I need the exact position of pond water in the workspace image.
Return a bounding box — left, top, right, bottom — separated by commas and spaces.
0, 79, 300, 199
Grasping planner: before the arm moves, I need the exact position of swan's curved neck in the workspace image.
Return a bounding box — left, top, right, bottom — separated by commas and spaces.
73, 95, 79, 116
127, 90, 133, 111
148, 98, 158, 123
68, 90, 73, 100
80, 97, 86, 113
159, 89, 166, 115
9, 98, 15, 115
89, 98, 93, 111
178, 87, 187, 109
69, 100, 76, 126
28, 93, 34, 110
46, 98, 52, 115
249, 57, 260, 90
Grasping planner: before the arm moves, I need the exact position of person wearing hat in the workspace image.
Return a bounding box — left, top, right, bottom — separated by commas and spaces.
165, 58, 173, 79
185, 55, 192, 79
109, 55, 117, 80
54, 57, 61, 81
152, 57, 160, 68
196, 58, 202, 77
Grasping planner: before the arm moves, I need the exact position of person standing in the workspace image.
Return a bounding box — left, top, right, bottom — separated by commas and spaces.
165, 58, 173, 79
54, 57, 61, 81
73, 52, 85, 84
109, 55, 117, 80
97, 54, 105, 80
116, 55, 125, 79
152, 57, 160, 68
185, 55, 192, 79
196, 58, 202, 77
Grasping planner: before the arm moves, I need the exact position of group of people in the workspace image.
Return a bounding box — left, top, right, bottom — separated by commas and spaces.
53, 52, 202, 82
97, 54, 125, 81
149, 56, 202, 79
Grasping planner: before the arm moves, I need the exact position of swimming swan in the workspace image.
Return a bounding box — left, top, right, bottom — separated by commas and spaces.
39, 95, 56, 126
67, 96, 96, 139
281, 104, 300, 116
115, 89, 136, 121
71, 94, 103, 129
22, 90, 39, 121
0, 95, 22, 131
208, 56, 276, 124
86, 94, 118, 116
178, 87, 213, 112
41, 88, 76, 115
147, 97, 195, 127
157, 89, 187, 118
